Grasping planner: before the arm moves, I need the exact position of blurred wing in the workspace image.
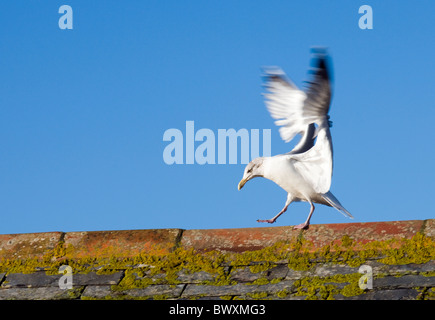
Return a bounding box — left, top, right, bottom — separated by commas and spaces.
262, 50, 333, 147
289, 127, 333, 194
262, 67, 307, 143
303, 50, 333, 125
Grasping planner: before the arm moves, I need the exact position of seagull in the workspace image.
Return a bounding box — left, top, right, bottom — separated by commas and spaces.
238, 48, 353, 230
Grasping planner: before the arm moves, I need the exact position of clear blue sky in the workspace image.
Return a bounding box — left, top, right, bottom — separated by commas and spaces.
1, 1, 434, 234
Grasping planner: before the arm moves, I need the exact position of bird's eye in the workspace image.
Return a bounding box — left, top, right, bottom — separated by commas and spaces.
247, 168, 252, 173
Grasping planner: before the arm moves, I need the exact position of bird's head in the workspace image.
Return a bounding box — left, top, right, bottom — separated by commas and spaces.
238, 157, 265, 190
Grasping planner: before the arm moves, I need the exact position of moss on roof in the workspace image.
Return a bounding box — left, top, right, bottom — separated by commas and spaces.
0, 230, 433, 300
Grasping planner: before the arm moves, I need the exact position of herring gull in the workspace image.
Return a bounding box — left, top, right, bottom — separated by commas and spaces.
238, 48, 353, 229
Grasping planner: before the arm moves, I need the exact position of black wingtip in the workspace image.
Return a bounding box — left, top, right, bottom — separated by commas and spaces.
308, 47, 333, 83
310, 46, 329, 55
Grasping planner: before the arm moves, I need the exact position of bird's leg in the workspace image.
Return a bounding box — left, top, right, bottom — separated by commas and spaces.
257, 194, 292, 224
293, 202, 315, 230
257, 206, 287, 224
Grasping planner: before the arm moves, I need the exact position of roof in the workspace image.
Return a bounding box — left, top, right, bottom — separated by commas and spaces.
0, 219, 434, 300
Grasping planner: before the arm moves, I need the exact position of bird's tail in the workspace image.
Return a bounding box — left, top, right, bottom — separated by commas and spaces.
322, 191, 354, 219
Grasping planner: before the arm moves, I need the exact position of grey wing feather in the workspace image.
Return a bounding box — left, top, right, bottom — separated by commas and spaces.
287, 123, 316, 155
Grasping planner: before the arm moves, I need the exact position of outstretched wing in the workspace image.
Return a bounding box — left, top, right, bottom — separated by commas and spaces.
262, 49, 333, 150
262, 66, 307, 144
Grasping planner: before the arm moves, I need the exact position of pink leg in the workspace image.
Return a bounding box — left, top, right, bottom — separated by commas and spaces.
293, 202, 315, 230
257, 205, 289, 224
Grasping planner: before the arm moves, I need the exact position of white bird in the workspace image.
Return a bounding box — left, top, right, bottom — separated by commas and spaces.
238, 49, 353, 230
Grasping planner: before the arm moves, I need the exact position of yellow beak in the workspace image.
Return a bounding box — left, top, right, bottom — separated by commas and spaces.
238, 178, 247, 190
